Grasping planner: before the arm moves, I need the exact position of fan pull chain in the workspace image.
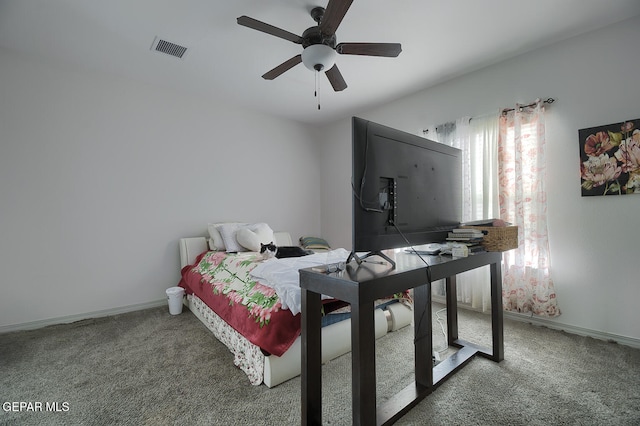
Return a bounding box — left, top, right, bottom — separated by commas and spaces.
315, 70, 321, 110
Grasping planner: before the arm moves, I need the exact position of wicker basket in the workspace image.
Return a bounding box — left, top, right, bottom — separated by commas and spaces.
461, 225, 518, 252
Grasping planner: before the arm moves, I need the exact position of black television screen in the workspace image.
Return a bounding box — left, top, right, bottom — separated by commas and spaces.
351, 117, 462, 257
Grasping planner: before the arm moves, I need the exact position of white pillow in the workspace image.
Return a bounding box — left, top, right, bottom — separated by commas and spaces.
208, 222, 246, 251
216, 223, 249, 253
236, 223, 275, 252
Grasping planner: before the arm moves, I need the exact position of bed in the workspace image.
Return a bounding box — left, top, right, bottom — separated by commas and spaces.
178, 226, 413, 388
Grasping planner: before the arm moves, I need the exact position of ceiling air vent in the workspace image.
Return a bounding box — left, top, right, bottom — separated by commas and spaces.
151, 36, 188, 59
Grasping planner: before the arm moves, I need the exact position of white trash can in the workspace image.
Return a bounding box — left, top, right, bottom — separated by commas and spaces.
166, 286, 185, 315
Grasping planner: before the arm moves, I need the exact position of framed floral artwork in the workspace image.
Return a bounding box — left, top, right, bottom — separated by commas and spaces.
579, 118, 640, 196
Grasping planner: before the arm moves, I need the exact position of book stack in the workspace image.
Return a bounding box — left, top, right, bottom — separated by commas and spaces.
446, 228, 486, 253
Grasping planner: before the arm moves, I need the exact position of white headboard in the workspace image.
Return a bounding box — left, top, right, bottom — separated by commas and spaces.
179, 231, 293, 268
179, 237, 208, 269
273, 231, 293, 246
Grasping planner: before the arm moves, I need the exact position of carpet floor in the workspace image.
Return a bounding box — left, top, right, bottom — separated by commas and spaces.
1, 304, 639, 425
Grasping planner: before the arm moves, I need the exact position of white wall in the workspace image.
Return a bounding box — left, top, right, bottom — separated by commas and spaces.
2, 16, 638, 344
0, 48, 322, 329
317, 16, 640, 343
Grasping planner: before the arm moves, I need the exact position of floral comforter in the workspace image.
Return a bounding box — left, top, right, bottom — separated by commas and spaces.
196, 251, 280, 327
179, 251, 303, 357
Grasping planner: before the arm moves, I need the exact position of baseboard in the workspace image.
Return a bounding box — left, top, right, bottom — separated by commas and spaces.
5, 297, 640, 350
503, 311, 640, 349
432, 294, 640, 349
0, 299, 167, 334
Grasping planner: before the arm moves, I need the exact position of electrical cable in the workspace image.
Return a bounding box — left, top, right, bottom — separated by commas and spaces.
390, 221, 434, 347
433, 307, 449, 356
352, 122, 384, 213
390, 223, 449, 360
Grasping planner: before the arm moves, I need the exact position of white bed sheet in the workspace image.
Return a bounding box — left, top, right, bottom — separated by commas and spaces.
250, 248, 351, 315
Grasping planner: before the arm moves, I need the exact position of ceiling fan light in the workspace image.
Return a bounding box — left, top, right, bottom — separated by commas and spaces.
301, 44, 337, 72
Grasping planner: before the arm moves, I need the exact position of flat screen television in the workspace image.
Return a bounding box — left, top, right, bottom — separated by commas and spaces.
350, 117, 462, 265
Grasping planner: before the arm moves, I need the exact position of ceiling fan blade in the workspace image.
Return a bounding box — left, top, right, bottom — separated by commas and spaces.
325, 64, 347, 91
336, 42, 402, 57
262, 55, 302, 80
319, 0, 354, 36
237, 16, 303, 44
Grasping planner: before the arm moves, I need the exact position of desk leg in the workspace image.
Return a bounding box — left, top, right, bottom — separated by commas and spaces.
413, 282, 433, 389
351, 300, 377, 425
445, 276, 458, 345
490, 261, 504, 361
301, 289, 322, 425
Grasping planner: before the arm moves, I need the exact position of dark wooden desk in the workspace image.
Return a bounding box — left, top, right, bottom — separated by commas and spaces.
300, 250, 503, 425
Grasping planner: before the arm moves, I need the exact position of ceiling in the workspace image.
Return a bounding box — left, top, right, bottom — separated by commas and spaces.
1, 0, 640, 125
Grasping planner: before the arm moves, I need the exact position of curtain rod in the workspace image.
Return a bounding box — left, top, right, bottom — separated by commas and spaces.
501, 97, 555, 114
422, 97, 556, 134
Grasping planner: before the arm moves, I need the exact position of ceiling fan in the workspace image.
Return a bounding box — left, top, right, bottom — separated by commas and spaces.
237, 0, 402, 93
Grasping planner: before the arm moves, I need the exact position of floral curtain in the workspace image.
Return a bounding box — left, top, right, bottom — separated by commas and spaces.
498, 99, 560, 316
